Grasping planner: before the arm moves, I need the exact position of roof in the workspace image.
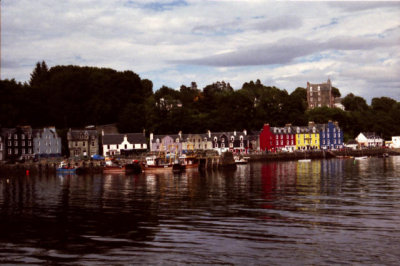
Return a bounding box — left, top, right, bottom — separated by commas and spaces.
103, 133, 146, 145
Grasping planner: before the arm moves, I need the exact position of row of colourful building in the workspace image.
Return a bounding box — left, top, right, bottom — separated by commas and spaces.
0, 121, 390, 162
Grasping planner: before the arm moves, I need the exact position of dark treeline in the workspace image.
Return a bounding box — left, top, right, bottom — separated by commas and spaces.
1, 62, 400, 141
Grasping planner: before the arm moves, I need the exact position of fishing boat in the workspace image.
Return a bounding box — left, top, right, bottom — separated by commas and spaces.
142, 155, 173, 172
56, 161, 77, 173
234, 155, 249, 165
125, 160, 142, 174
179, 154, 199, 169
103, 157, 126, 174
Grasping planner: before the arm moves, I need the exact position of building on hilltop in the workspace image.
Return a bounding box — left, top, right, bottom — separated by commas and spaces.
306, 79, 334, 109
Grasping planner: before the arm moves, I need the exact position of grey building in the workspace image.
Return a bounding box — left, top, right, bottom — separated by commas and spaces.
33, 127, 62, 158
67, 128, 99, 158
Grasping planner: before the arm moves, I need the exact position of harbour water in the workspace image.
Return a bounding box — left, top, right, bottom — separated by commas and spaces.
1, 157, 400, 265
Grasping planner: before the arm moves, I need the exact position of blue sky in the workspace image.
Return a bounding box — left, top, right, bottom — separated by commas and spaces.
2, 0, 400, 102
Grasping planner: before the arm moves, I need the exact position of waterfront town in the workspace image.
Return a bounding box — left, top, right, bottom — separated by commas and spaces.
0, 79, 399, 165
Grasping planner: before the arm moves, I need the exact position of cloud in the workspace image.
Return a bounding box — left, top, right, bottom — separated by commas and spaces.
329, 1, 400, 12
174, 32, 398, 67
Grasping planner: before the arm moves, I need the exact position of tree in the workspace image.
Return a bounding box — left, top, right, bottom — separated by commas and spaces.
341, 93, 369, 112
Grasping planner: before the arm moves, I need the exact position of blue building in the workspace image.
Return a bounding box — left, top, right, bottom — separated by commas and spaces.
318, 121, 344, 150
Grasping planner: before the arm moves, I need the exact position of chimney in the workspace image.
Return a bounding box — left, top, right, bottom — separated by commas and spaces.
234, 131, 236, 136
243, 129, 247, 136
208, 130, 211, 138
178, 131, 182, 139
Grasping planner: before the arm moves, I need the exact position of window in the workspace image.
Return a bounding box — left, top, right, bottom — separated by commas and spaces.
107, 145, 110, 149
75, 142, 78, 147
22, 135, 25, 140
15, 148, 18, 154
125, 144, 127, 149
22, 149, 25, 155
8, 148, 12, 154
14, 141, 18, 146
83, 142, 86, 147
28, 141, 32, 146
14, 134, 18, 140
92, 141, 95, 146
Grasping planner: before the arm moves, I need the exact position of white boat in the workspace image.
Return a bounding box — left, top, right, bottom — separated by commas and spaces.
298, 159, 311, 163
354, 156, 368, 160
234, 156, 249, 164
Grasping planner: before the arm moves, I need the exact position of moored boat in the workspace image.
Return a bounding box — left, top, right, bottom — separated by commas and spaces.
234, 155, 249, 165
298, 159, 311, 163
103, 165, 126, 174
103, 157, 126, 174
354, 156, 368, 160
142, 155, 173, 172
56, 161, 78, 173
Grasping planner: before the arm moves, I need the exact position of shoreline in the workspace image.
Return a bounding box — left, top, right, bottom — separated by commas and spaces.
1, 148, 399, 176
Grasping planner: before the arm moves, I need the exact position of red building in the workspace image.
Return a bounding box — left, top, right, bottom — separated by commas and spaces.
260, 124, 276, 152
259, 124, 296, 152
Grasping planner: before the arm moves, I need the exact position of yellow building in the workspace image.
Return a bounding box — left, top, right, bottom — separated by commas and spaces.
295, 123, 320, 150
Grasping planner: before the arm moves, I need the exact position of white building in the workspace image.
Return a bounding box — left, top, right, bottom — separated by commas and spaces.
102, 133, 147, 156
391, 136, 400, 148
355, 132, 383, 147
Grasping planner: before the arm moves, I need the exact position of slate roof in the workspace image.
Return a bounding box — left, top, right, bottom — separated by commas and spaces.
103, 133, 146, 145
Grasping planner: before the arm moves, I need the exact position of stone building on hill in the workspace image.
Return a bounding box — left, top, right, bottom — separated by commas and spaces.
306, 79, 334, 109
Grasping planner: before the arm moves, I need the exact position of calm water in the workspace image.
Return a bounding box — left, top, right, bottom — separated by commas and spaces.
1, 157, 400, 265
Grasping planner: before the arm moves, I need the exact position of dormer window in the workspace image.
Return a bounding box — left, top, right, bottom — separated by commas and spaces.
214, 137, 217, 142
231, 136, 234, 142
240, 136, 243, 141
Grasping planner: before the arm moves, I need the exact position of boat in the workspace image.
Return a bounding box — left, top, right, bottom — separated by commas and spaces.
125, 160, 142, 174
336, 155, 353, 159
172, 163, 186, 173
103, 157, 126, 174
379, 153, 389, 158
103, 165, 126, 174
354, 156, 368, 160
179, 154, 199, 169
142, 155, 173, 172
234, 155, 249, 164
56, 161, 78, 173
298, 159, 311, 163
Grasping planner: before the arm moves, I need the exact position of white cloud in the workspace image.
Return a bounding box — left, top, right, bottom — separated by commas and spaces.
1, 0, 399, 102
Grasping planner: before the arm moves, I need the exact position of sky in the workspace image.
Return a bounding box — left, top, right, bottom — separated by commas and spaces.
2, 0, 400, 102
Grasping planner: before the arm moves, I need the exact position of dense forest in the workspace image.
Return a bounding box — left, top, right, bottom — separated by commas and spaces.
1, 61, 400, 141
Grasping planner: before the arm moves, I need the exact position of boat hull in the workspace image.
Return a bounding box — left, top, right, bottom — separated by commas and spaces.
103, 166, 126, 174
56, 168, 77, 173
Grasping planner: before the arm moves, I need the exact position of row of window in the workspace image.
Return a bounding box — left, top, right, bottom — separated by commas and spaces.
106, 144, 146, 149
7, 148, 33, 155
71, 141, 96, 147
7, 134, 32, 140
7, 141, 32, 146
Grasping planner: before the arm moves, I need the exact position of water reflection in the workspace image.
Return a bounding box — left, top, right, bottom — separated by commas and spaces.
1, 157, 400, 264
